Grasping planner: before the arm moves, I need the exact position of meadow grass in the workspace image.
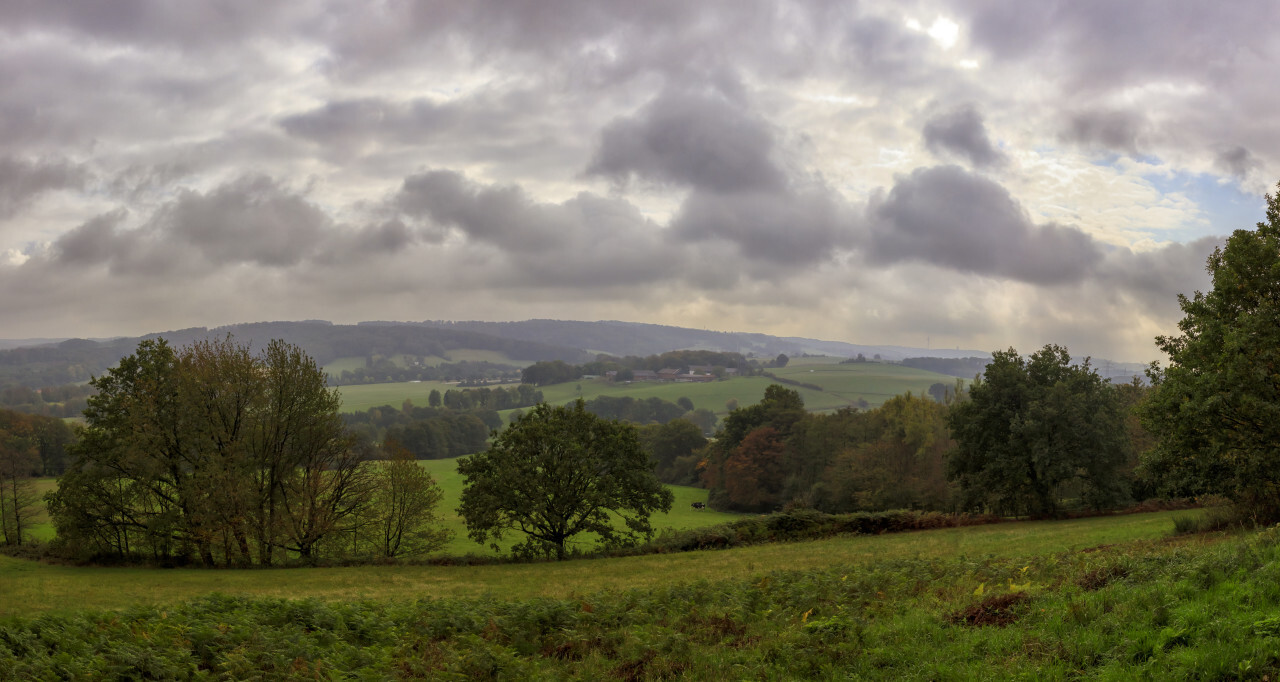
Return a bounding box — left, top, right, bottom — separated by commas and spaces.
0, 510, 1192, 619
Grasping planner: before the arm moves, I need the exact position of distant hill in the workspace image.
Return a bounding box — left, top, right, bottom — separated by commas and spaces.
418, 319, 992, 362
0, 321, 588, 389
0, 318, 1149, 389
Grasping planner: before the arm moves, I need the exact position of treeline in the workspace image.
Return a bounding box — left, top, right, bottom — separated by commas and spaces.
702, 386, 955, 513
425, 384, 543, 411
47, 337, 451, 566
0, 383, 94, 418
583, 395, 685, 425
343, 406, 495, 461
334, 360, 522, 386
521, 350, 755, 386
701, 363, 1152, 515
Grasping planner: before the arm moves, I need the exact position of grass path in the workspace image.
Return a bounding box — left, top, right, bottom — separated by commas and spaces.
0, 510, 1191, 618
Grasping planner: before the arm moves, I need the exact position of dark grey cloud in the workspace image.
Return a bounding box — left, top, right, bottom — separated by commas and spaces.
0, 156, 88, 218
392, 170, 684, 288
154, 175, 329, 268
395, 171, 565, 252
1099, 236, 1219, 312
1062, 109, 1148, 156
52, 210, 133, 266
868, 165, 1103, 284
0, 2, 300, 48
46, 175, 412, 276
962, 1, 1278, 90
586, 89, 785, 193
922, 106, 1007, 168
671, 186, 852, 269
1216, 146, 1261, 179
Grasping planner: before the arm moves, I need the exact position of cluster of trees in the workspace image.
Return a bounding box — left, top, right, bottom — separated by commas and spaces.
582, 395, 714, 430
0, 384, 95, 418
424, 384, 543, 411
706, 386, 957, 514
1, 409, 76, 545
701, 369, 1146, 516
638, 419, 708, 485
47, 337, 449, 565
947, 346, 1129, 516
342, 403, 501, 461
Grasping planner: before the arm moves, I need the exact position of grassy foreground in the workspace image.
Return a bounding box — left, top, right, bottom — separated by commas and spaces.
2, 511, 1185, 618
8, 511, 1279, 679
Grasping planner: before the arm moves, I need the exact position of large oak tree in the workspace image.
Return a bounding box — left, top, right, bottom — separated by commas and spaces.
1140, 183, 1280, 520
457, 400, 672, 560
947, 345, 1128, 516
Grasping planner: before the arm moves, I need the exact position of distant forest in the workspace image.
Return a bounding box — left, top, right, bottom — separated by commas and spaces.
0, 321, 587, 389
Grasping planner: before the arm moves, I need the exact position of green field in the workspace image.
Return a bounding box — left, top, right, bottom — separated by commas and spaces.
335, 356, 957, 421
0, 510, 1193, 619
335, 379, 468, 412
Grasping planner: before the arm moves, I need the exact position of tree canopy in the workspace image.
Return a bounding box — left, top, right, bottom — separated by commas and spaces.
1140, 183, 1280, 520
456, 400, 673, 560
946, 345, 1128, 516
47, 337, 379, 565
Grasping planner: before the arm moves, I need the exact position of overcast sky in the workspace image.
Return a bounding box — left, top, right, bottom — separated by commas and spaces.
2, 1, 1276, 361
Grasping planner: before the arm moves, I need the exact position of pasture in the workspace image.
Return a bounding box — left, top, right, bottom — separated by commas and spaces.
335, 356, 957, 420
335, 379, 464, 413
0, 509, 1193, 619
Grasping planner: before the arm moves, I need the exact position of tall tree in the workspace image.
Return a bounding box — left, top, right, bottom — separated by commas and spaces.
363, 440, 450, 558
1139, 183, 1280, 520
947, 345, 1128, 516
0, 423, 41, 546
457, 400, 673, 560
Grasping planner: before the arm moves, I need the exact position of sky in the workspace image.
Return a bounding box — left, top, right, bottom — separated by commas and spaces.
1, 1, 1277, 362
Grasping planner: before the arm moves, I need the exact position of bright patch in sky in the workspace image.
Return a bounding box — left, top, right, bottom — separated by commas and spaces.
1142, 172, 1265, 240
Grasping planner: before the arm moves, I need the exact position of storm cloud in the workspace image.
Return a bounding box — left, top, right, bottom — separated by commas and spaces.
922, 106, 1007, 169
868, 166, 1103, 284
586, 89, 786, 193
